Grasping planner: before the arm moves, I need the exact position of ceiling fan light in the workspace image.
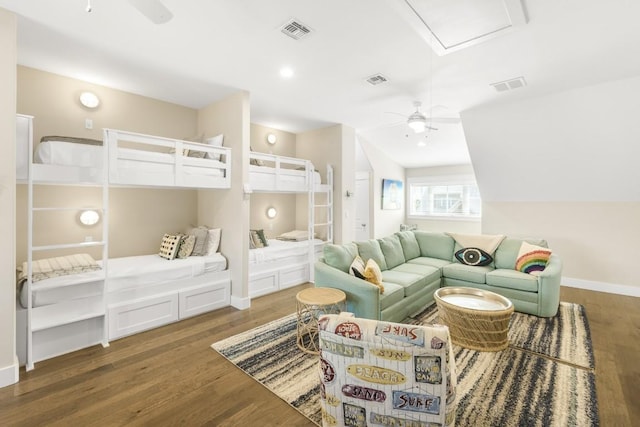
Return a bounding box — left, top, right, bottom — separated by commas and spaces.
407, 117, 426, 133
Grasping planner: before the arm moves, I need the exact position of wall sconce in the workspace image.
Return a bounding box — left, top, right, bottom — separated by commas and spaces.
266, 207, 277, 219
266, 133, 277, 145
79, 209, 100, 226
79, 91, 100, 109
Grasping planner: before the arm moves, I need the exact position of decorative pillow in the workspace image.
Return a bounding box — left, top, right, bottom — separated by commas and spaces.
204, 134, 224, 160
516, 242, 552, 275
364, 258, 384, 293
187, 226, 209, 256
177, 235, 196, 259
455, 247, 493, 266
249, 233, 256, 249
249, 146, 265, 166
159, 234, 181, 260
349, 256, 366, 279
173, 134, 203, 156
250, 230, 265, 248
447, 232, 506, 255
205, 228, 222, 255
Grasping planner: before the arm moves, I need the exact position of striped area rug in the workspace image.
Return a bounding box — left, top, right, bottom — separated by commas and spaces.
211, 303, 598, 426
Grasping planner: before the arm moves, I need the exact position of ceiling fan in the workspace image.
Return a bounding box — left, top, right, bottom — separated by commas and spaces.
387, 101, 461, 133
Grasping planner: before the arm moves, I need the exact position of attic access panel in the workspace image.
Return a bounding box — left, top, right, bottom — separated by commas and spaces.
394, 0, 527, 55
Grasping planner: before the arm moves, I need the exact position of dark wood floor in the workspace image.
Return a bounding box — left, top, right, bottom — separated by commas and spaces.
0, 284, 638, 426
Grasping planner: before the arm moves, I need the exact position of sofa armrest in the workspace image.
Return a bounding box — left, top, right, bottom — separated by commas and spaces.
314, 261, 381, 320
535, 253, 562, 317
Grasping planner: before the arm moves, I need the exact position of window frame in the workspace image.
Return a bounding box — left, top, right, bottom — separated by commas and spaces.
406, 174, 482, 221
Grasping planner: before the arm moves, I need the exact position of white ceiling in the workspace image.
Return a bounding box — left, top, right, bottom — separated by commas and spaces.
2, 0, 640, 168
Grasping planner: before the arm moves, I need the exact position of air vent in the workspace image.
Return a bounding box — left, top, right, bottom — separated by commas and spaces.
365, 74, 389, 86
280, 19, 312, 40
491, 76, 527, 92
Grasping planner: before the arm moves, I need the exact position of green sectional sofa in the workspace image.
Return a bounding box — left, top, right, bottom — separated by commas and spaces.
314, 231, 562, 322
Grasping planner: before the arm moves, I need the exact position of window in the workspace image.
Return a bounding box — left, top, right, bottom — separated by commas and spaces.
408, 176, 481, 219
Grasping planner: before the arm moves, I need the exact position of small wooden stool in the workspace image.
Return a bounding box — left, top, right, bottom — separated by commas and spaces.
296, 287, 346, 354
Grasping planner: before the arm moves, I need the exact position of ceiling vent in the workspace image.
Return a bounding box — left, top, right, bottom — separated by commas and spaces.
365, 74, 389, 86
491, 76, 527, 92
280, 19, 312, 40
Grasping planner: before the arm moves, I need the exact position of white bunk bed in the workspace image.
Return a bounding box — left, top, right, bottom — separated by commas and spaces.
16, 116, 232, 370
247, 152, 333, 298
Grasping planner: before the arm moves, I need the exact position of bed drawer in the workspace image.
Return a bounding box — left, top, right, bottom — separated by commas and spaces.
249, 271, 279, 298
280, 264, 309, 289
179, 283, 230, 319
108, 293, 179, 340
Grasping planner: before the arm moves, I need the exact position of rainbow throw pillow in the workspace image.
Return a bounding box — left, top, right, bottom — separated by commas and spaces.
515, 241, 552, 274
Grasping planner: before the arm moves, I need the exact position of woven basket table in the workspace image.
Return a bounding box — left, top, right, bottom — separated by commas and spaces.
296, 287, 346, 354
434, 287, 514, 352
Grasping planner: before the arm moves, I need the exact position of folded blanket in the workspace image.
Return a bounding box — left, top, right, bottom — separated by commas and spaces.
17, 253, 102, 287
276, 230, 312, 242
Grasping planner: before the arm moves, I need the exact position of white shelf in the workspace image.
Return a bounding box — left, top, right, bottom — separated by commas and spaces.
31, 295, 105, 331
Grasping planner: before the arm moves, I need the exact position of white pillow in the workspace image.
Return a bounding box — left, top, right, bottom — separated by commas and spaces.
205, 134, 224, 160
206, 228, 222, 255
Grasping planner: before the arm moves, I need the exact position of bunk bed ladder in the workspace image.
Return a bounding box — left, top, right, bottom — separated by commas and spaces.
24, 122, 109, 371
309, 164, 334, 282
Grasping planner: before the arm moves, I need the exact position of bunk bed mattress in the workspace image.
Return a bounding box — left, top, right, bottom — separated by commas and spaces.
21, 253, 227, 308
35, 140, 225, 176
249, 239, 323, 264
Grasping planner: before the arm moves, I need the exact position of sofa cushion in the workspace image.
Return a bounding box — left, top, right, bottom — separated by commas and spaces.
486, 269, 539, 292
407, 256, 452, 269
379, 282, 405, 311
391, 263, 441, 284
441, 263, 493, 284
323, 243, 358, 273
381, 270, 425, 297
395, 231, 421, 261
494, 238, 548, 269
356, 239, 388, 271
378, 235, 406, 269
413, 231, 455, 261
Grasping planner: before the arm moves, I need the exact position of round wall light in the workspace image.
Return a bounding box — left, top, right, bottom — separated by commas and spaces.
79, 209, 100, 226
266, 207, 277, 219
266, 133, 277, 145
80, 91, 100, 109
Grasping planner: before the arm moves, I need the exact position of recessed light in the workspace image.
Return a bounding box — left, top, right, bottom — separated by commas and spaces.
280, 66, 294, 78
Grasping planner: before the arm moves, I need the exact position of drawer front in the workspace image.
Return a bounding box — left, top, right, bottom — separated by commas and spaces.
108, 294, 179, 340
180, 284, 230, 319
280, 264, 309, 289
249, 271, 278, 298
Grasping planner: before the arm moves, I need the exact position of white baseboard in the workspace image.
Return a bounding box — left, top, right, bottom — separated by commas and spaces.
231, 295, 251, 310
562, 276, 640, 298
0, 356, 19, 389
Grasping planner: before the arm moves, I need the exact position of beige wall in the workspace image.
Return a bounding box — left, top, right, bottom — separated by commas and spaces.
249, 124, 297, 237
17, 66, 198, 143
197, 91, 250, 306
0, 7, 17, 386
15, 67, 202, 262
405, 164, 481, 234
483, 202, 640, 291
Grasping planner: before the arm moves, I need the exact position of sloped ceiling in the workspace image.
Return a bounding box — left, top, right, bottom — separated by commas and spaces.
461, 75, 640, 202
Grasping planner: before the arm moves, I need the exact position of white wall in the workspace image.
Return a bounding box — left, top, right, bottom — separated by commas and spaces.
358, 137, 405, 238
462, 75, 640, 294
0, 7, 18, 387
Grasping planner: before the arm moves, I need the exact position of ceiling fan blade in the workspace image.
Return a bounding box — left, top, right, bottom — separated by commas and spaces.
426, 117, 461, 124
128, 0, 173, 24
384, 111, 409, 118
